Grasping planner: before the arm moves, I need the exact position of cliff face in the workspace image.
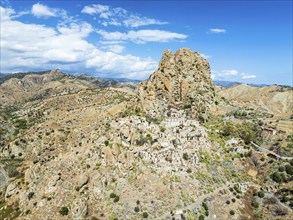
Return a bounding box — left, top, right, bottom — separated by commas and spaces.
138, 48, 215, 120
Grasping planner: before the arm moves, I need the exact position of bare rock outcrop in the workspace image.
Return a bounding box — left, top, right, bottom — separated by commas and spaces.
138, 48, 215, 120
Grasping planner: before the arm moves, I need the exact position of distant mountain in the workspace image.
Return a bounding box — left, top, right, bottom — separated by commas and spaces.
103, 77, 141, 83
0, 70, 51, 84
214, 80, 269, 88
0, 73, 9, 78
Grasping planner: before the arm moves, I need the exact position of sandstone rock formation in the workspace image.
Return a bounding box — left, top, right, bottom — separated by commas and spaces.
138, 48, 215, 120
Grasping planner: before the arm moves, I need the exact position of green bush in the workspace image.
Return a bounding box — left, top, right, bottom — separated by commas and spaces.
285, 165, 293, 175
59, 207, 69, 215
198, 215, 205, 220
226, 200, 230, 204
229, 210, 235, 215
279, 166, 285, 172
232, 198, 236, 203
113, 196, 120, 203
183, 153, 189, 160
258, 191, 265, 198
27, 192, 35, 200
252, 201, 259, 209
271, 172, 285, 183
234, 184, 241, 193
142, 212, 148, 218
134, 207, 140, 212
160, 127, 166, 132
110, 193, 117, 198
104, 140, 109, 146
202, 202, 208, 211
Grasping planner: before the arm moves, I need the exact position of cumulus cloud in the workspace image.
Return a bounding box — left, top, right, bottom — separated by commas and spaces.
241, 73, 256, 79
81, 4, 110, 15
0, 6, 157, 79
218, 69, 238, 77
212, 69, 256, 80
31, 3, 57, 18
97, 29, 187, 43
209, 28, 226, 33
82, 4, 167, 27
101, 44, 125, 53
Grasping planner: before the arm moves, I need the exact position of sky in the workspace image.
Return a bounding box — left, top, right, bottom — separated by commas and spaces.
0, 0, 292, 85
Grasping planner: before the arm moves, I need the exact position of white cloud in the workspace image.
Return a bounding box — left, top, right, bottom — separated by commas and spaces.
209, 28, 226, 33
82, 4, 167, 28
123, 15, 168, 28
241, 73, 256, 79
31, 3, 57, 18
218, 69, 238, 77
212, 69, 256, 80
81, 4, 110, 15
0, 6, 157, 79
86, 51, 157, 78
101, 45, 125, 53
0, 6, 15, 20
97, 29, 187, 43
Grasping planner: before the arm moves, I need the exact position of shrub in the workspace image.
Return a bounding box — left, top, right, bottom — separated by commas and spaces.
226, 200, 230, 204
198, 215, 205, 220
252, 201, 259, 209
134, 207, 140, 212
271, 172, 285, 183
160, 127, 166, 132
285, 165, 293, 175
142, 212, 148, 218
230, 210, 235, 215
279, 166, 285, 172
232, 198, 236, 203
183, 153, 189, 160
234, 184, 241, 193
258, 191, 265, 198
236, 195, 240, 199
104, 140, 109, 146
59, 207, 69, 215
202, 202, 208, 211
110, 193, 117, 198
27, 192, 35, 200
113, 196, 120, 203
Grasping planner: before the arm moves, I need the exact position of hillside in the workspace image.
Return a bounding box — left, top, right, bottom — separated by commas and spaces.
0, 49, 292, 220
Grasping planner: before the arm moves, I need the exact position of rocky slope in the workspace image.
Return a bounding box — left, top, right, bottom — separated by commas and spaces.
218, 84, 293, 115
138, 48, 216, 121
0, 49, 292, 220
0, 70, 135, 107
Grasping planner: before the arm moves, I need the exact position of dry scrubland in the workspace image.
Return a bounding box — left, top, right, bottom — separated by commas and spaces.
0, 49, 292, 220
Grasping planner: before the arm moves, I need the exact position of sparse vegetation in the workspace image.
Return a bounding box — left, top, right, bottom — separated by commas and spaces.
142, 212, 148, 218
59, 207, 69, 216
258, 191, 265, 198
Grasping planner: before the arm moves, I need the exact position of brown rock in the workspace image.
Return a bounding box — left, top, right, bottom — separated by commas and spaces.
138, 48, 215, 120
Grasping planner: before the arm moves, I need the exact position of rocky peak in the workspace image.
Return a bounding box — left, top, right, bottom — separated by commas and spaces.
138, 48, 216, 120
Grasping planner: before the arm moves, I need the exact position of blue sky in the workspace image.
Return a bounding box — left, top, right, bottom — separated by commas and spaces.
0, 0, 292, 85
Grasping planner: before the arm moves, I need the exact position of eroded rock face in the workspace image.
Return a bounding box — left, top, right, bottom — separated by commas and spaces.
138, 48, 215, 120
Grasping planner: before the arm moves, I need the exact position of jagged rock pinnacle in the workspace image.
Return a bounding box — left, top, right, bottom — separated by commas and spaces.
138, 48, 216, 121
